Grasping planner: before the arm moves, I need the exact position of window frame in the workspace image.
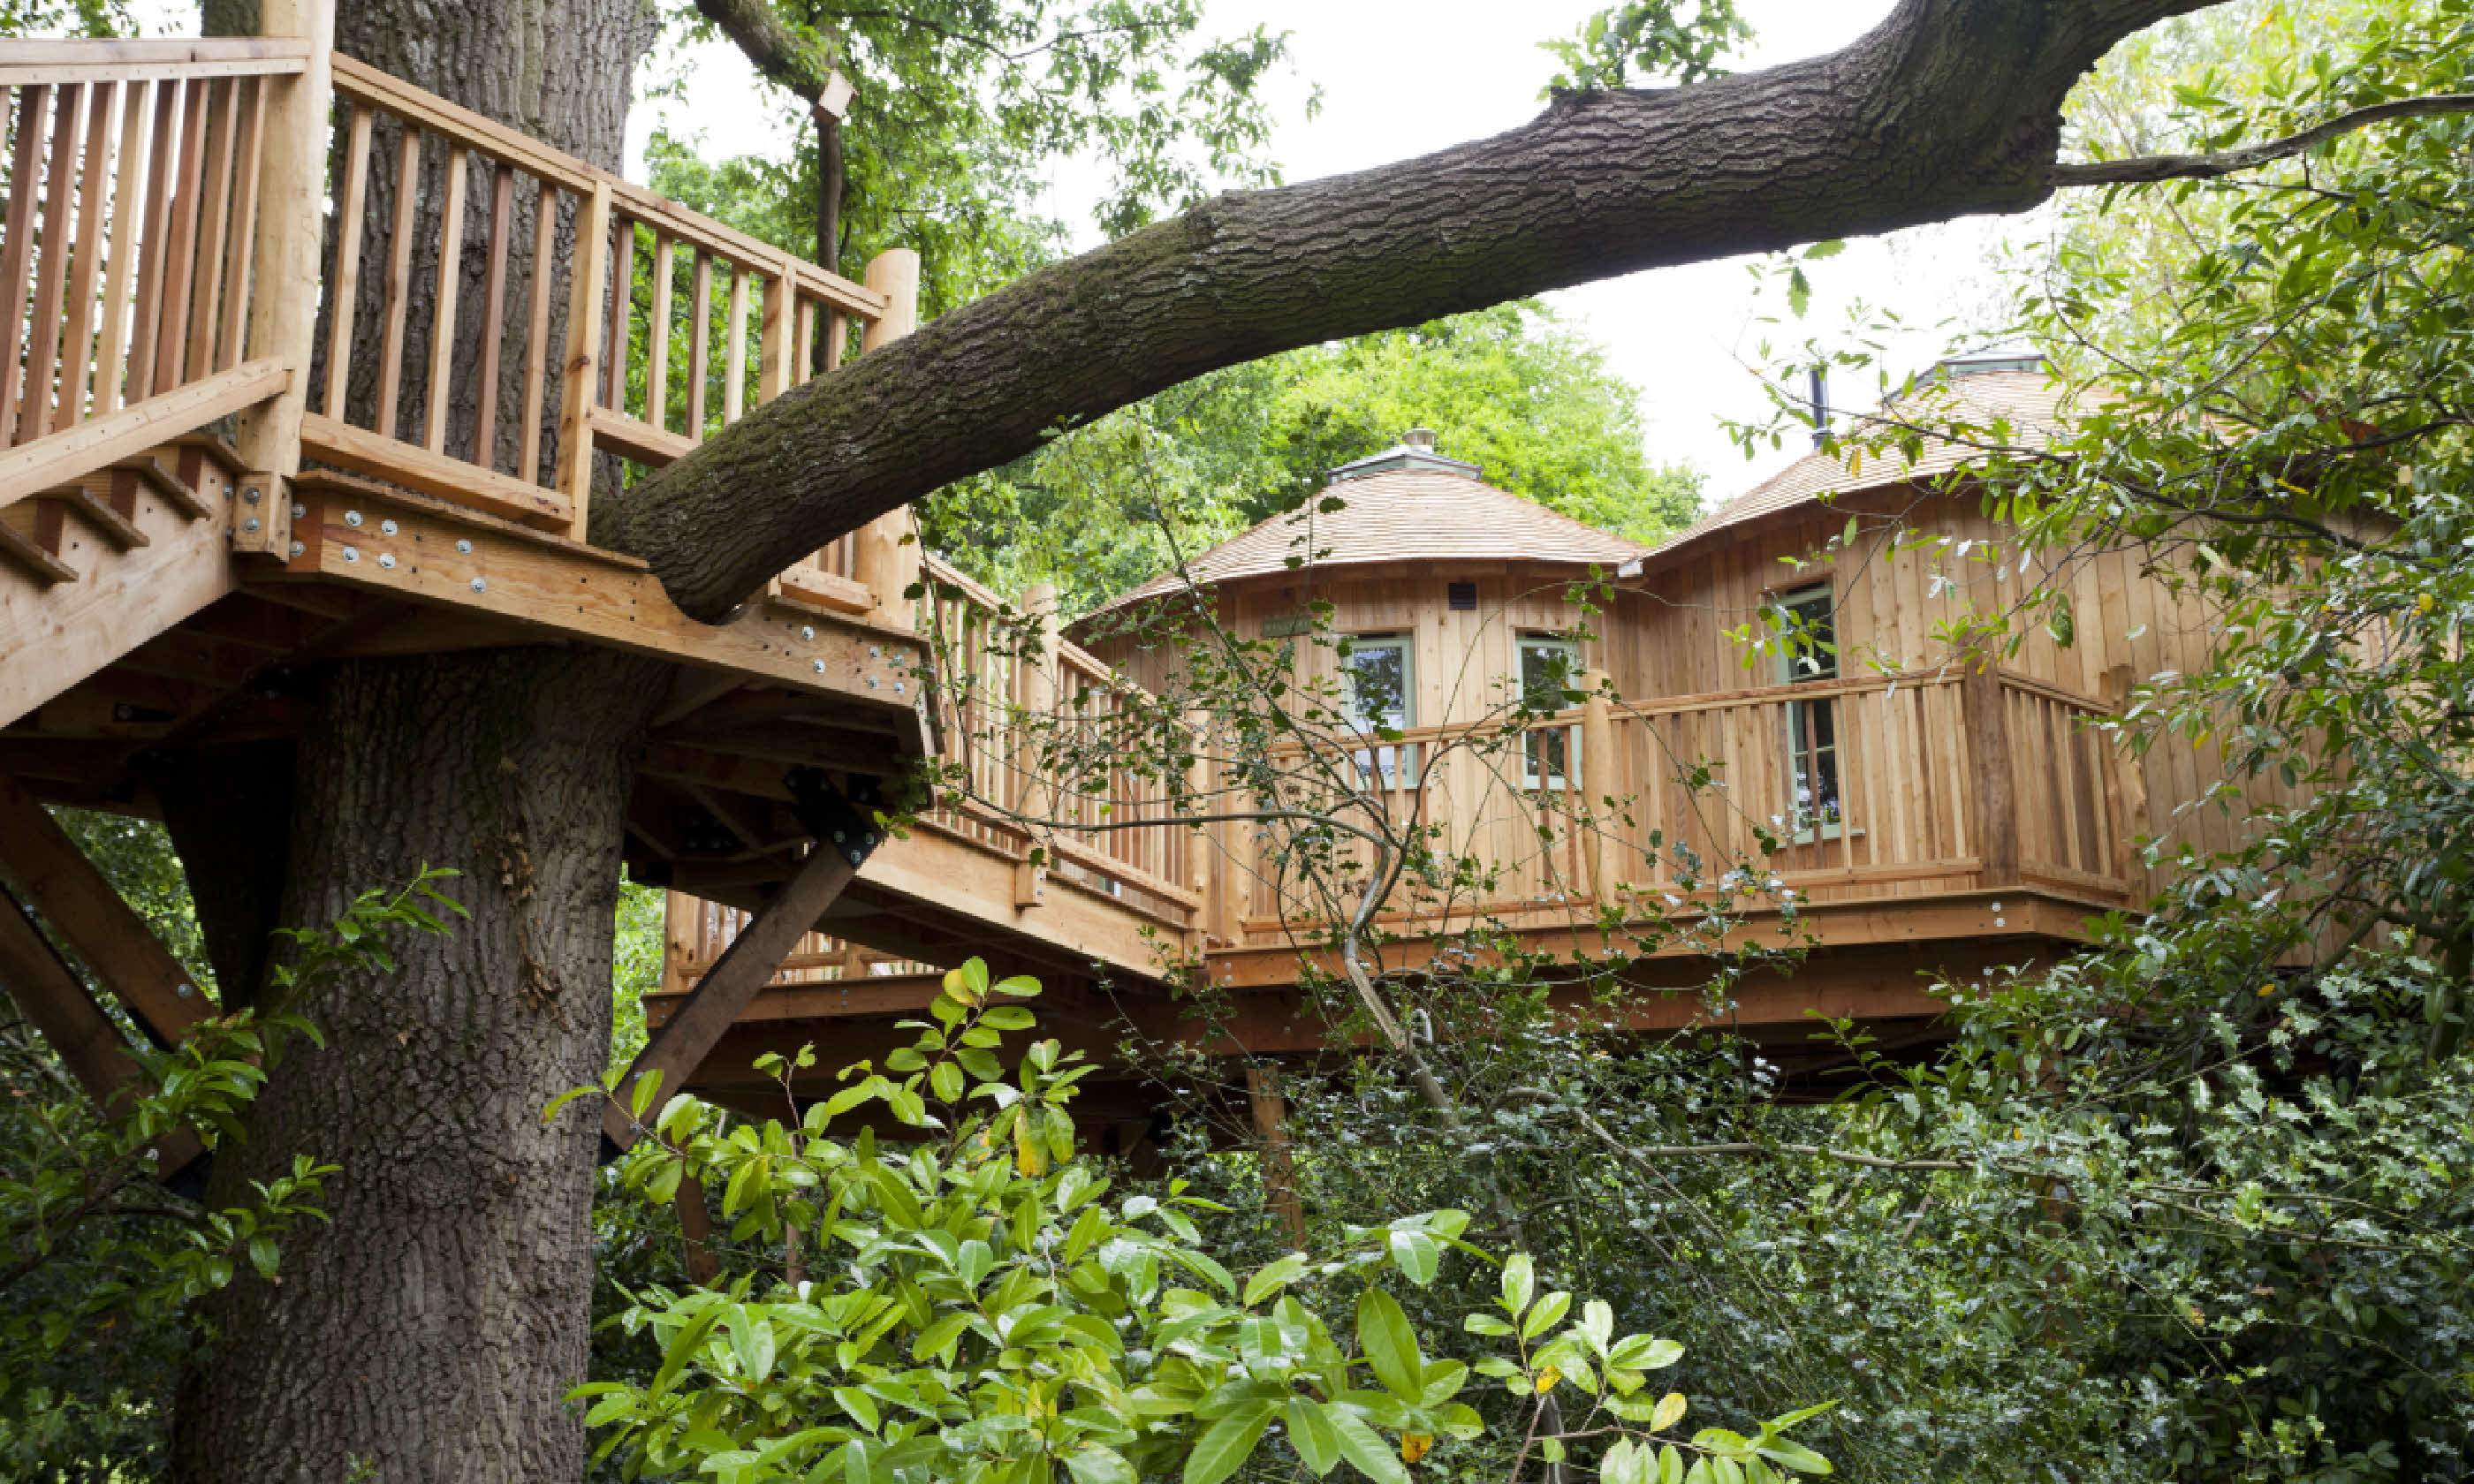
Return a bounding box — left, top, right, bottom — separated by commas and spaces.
1339, 632, 1415, 786
1770, 583, 1848, 840
1517, 632, 1583, 791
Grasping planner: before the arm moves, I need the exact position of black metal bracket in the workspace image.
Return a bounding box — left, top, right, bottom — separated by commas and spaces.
784, 768, 884, 867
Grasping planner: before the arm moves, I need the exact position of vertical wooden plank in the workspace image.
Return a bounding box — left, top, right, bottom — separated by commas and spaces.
1246, 1064, 1305, 1246
1013, 582, 1059, 907
57, 80, 118, 428
601, 213, 631, 410
421, 143, 467, 454
181, 77, 237, 386
213, 73, 266, 369
686, 248, 710, 437
19, 83, 88, 445
0, 84, 58, 444
644, 231, 672, 429
517, 175, 553, 483
823, 307, 845, 372
317, 102, 372, 420
372, 121, 419, 438
791, 293, 812, 386
93, 79, 153, 416
551, 177, 611, 541
723, 261, 748, 422
127, 81, 181, 404
469, 159, 512, 472
756, 257, 789, 405
231, 0, 336, 497
852, 248, 922, 621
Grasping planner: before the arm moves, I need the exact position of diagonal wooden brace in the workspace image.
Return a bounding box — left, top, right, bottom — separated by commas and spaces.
0, 770, 216, 1045
0, 881, 206, 1180
602, 830, 869, 1160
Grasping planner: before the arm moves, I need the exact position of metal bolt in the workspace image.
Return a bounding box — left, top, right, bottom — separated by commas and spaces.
292, 501, 307, 519
242, 516, 261, 534
176, 982, 194, 999
456, 539, 473, 555
893, 680, 905, 694
869, 645, 882, 658
378, 552, 397, 570
288, 541, 305, 558
801, 625, 815, 641
867, 676, 879, 688
242, 485, 262, 504
832, 829, 846, 844
342, 545, 359, 563
471, 577, 488, 594
380, 519, 398, 535
345, 510, 362, 527
812, 659, 826, 673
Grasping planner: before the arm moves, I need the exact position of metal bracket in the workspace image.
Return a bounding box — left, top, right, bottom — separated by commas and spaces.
785, 768, 884, 867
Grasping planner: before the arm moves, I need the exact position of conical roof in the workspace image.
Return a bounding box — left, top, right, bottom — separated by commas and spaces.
1095, 435, 1649, 615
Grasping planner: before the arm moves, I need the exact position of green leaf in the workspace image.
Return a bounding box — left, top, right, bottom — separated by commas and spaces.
1183, 1403, 1274, 1484
1755, 1441, 1831, 1475
1607, 1336, 1685, 1372
1356, 1289, 1423, 1399
1065, 1446, 1137, 1484
1521, 1291, 1571, 1340
1324, 1402, 1409, 1484
1245, 1253, 1308, 1306
731, 1309, 778, 1382
930, 1059, 966, 1102
1387, 1230, 1439, 1286
1287, 1397, 1343, 1475
650, 1305, 725, 1400
1500, 1253, 1534, 1315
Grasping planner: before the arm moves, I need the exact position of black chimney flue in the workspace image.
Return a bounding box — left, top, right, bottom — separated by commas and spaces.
1809, 367, 1832, 450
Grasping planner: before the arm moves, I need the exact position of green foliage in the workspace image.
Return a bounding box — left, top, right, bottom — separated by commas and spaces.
576, 960, 1833, 1484
651, 0, 1297, 314
1539, 1, 1751, 91
0, 867, 463, 1479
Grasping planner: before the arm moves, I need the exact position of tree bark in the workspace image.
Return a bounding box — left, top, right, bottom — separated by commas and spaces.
607, 0, 2216, 621
171, 647, 664, 1483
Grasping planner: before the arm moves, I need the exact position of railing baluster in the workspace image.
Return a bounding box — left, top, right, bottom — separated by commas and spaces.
550, 176, 610, 541
470, 158, 511, 472
180, 75, 236, 386
601, 213, 630, 411
316, 101, 370, 420
792, 292, 812, 386
149, 78, 207, 399
644, 230, 671, 430
421, 142, 466, 453
57, 78, 117, 427
722, 261, 747, 423
0, 85, 51, 444
517, 175, 552, 482
214, 72, 265, 369
93, 78, 152, 416
20, 81, 87, 445
371, 120, 416, 438
686, 248, 709, 437
757, 257, 788, 404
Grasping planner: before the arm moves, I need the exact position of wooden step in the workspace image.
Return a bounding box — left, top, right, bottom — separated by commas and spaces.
0, 519, 75, 584
48, 487, 150, 551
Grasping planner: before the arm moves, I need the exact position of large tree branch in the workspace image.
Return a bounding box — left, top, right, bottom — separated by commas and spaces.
611, 0, 2222, 621
2053, 93, 2474, 186
693, 0, 841, 105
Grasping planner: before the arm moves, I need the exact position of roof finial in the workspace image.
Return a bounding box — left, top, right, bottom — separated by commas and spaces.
1401, 427, 1438, 450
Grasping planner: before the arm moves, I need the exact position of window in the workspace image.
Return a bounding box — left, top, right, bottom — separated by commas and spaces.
1519, 634, 1581, 788
1340, 633, 1412, 784
1772, 586, 1842, 835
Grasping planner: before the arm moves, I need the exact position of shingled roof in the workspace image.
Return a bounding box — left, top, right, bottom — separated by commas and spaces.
1621, 365, 2075, 578
1095, 432, 1650, 614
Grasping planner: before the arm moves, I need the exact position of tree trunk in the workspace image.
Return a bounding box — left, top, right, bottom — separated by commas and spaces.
171, 647, 664, 1482
610, 0, 2215, 621
171, 3, 656, 1480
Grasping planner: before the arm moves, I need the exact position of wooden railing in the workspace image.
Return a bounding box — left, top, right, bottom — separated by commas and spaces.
0, 41, 304, 499
1215, 668, 2131, 947
662, 892, 937, 997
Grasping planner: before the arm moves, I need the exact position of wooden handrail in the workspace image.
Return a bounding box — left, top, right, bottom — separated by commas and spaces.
0, 38, 310, 83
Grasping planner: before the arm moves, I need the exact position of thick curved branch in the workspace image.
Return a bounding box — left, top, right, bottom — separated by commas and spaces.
611, 0, 2221, 621
2054, 93, 2474, 186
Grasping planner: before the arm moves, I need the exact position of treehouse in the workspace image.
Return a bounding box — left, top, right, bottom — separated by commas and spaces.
0, 14, 2295, 1200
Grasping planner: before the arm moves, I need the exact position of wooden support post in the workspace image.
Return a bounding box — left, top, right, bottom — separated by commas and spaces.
849, 248, 921, 625
602, 843, 862, 1155
1580, 668, 1617, 900
0, 771, 214, 1042
552, 178, 612, 543
1962, 660, 2019, 890
756, 256, 793, 405
231, 0, 334, 481
0, 882, 205, 1176
675, 1172, 719, 1284
2097, 662, 2150, 890
1013, 582, 1058, 909
1245, 1063, 1306, 1247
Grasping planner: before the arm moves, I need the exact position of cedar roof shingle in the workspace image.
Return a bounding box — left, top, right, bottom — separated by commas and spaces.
1095, 461, 1650, 614
1625, 368, 2076, 576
